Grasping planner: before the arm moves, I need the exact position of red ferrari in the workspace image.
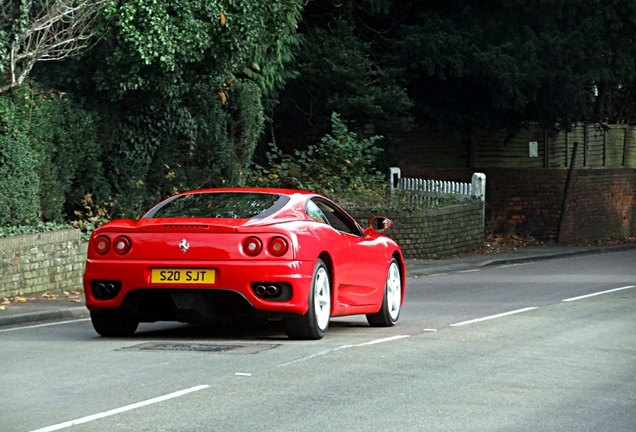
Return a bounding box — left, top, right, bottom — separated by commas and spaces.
83, 188, 405, 339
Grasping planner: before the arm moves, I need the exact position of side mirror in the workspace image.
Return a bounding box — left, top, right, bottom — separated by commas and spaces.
369, 216, 392, 232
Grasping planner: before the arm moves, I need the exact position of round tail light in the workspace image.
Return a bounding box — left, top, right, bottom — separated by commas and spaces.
268, 236, 288, 257
243, 236, 263, 257
113, 236, 132, 255
94, 235, 110, 255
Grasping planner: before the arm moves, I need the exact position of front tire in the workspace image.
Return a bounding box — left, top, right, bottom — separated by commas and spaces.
90, 310, 139, 337
366, 258, 402, 327
283, 258, 331, 340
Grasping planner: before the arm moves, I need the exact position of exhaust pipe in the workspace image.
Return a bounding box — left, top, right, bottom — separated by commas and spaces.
93, 281, 120, 299
266, 285, 280, 296
253, 283, 287, 299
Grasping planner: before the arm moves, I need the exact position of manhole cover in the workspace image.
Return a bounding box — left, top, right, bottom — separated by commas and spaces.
120, 342, 279, 354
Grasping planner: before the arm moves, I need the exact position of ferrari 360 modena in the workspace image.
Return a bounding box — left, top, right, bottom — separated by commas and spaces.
83, 187, 405, 339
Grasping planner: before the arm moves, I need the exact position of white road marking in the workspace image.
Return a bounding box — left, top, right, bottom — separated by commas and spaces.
497, 263, 531, 268
235, 372, 252, 377
562, 285, 635, 302
450, 307, 539, 327
459, 269, 480, 273
278, 335, 410, 367
28, 385, 210, 432
0, 318, 90, 333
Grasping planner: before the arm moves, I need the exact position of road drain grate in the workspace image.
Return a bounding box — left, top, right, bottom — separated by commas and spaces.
120, 342, 279, 354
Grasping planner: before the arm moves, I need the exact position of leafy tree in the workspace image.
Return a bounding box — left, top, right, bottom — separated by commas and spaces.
0, 0, 108, 94
273, 19, 411, 152
387, 0, 636, 131
582, 1, 636, 123
32, 0, 303, 218
296, 0, 636, 132
88, 0, 301, 101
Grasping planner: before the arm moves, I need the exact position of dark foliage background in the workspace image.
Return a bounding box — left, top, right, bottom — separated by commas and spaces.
1, 0, 635, 231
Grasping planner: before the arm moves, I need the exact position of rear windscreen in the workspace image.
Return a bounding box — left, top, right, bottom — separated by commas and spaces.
145, 193, 289, 219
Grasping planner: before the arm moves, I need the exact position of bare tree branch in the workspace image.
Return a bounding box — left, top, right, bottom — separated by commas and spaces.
1, 0, 109, 94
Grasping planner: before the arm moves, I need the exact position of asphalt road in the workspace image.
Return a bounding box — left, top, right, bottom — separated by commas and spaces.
1, 250, 635, 432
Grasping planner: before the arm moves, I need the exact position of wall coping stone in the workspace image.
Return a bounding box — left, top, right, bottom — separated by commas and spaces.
0, 229, 81, 251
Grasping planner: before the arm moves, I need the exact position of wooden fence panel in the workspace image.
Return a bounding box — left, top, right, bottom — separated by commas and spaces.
549, 130, 568, 168
626, 126, 636, 167
586, 125, 605, 167
606, 126, 626, 167
568, 126, 586, 167
473, 128, 544, 168
391, 121, 636, 170
390, 122, 468, 168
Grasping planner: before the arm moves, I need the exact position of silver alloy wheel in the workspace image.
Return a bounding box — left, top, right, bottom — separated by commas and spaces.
314, 266, 331, 331
282, 258, 331, 339
386, 261, 401, 321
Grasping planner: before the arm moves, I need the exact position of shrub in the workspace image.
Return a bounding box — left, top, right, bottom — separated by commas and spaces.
27, 90, 106, 222
0, 85, 108, 229
99, 78, 266, 219
0, 91, 40, 226
249, 112, 386, 200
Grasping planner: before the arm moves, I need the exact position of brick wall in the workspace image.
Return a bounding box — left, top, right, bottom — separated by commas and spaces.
559, 170, 636, 243
0, 229, 87, 298
352, 201, 485, 258
400, 167, 636, 243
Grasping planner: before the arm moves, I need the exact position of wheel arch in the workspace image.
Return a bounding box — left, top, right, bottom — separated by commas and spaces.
317, 251, 334, 310
391, 250, 406, 305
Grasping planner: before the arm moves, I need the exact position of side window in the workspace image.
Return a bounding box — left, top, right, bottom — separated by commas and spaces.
306, 200, 329, 224
312, 198, 363, 236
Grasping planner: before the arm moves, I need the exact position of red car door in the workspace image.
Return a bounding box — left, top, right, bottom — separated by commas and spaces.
310, 198, 388, 311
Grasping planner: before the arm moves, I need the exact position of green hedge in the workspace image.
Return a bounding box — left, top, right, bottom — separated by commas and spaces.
0, 91, 40, 226
0, 86, 107, 227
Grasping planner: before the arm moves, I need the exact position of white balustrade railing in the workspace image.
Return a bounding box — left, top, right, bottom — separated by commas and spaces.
389, 167, 486, 202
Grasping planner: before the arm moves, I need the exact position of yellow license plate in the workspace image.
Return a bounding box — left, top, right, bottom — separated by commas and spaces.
151, 269, 215, 284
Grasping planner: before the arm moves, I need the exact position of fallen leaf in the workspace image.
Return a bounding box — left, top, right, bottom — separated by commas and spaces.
14, 296, 27, 303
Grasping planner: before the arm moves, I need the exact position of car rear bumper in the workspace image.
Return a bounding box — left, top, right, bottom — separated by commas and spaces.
83, 259, 316, 315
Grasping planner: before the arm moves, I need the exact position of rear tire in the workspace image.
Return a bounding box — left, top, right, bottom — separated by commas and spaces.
90, 310, 139, 337
283, 258, 331, 340
366, 258, 402, 327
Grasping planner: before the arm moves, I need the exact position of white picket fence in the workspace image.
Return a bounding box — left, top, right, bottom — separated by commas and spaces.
389, 167, 486, 202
